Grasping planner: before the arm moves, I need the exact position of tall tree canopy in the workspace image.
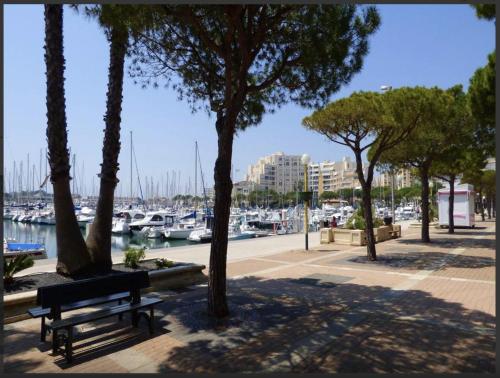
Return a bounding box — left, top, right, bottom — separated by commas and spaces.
471, 4, 495, 21
369, 87, 459, 242
468, 51, 495, 157
430, 86, 476, 234
128, 4, 380, 317
303, 87, 427, 260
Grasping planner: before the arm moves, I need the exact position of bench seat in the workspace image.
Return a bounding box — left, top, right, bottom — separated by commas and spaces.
32, 271, 162, 363
28, 292, 130, 319
49, 297, 162, 330
49, 297, 163, 363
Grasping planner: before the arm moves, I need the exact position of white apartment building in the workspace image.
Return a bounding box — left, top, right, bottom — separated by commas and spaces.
246, 152, 304, 194
308, 157, 366, 195
375, 168, 415, 190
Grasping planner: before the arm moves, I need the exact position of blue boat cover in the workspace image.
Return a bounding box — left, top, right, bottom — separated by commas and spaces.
6, 243, 44, 251
181, 211, 196, 220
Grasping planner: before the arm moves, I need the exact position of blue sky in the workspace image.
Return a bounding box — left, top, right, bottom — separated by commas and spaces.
4, 4, 495, 197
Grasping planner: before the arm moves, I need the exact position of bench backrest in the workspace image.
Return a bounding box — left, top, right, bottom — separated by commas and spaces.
37, 271, 150, 309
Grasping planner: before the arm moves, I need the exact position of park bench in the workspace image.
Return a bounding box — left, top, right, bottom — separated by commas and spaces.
28, 291, 130, 342
32, 271, 162, 363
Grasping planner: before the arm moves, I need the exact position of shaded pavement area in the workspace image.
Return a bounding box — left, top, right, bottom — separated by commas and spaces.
3, 219, 496, 373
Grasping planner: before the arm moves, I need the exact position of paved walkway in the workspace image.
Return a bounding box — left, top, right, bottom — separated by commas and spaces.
19, 219, 416, 276
4, 218, 495, 373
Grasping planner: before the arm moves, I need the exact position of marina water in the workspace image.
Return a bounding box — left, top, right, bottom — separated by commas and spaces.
3, 220, 191, 259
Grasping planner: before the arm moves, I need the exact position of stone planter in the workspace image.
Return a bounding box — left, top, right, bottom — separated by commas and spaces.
320, 228, 334, 244
374, 225, 391, 242
3, 262, 206, 324
333, 225, 396, 246
333, 228, 366, 246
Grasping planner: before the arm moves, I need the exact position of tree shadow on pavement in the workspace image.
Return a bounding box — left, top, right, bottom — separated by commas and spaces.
3, 313, 171, 372
155, 276, 495, 373
396, 237, 495, 250
347, 252, 495, 271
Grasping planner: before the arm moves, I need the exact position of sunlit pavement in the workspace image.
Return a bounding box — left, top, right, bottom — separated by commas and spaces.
4, 217, 495, 373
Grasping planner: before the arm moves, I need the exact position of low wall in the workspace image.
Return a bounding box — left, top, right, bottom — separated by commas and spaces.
374, 225, 391, 242
3, 262, 206, 324
331, 225, 400, 246
333, 229, 366, 246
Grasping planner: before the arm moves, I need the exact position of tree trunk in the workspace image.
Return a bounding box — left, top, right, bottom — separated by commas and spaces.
420, 166, 431, 243
486, 195, 492, 219
478, 189, 485, 221
86, 28, 127, 272
448, 176, 455, 234
207, 111, 234, 318
44, 4, 92, 275
362, 185, 377, 260
491, 193, 497, 218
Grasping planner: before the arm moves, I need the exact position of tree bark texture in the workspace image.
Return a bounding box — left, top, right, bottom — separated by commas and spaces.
207, 111, 234, 318
86, 28, 127, 272
362, 186, 377, 260
486, 195, 492, 219
420, 166, 431, 243
44, 4, 92, 275
492, 195, 496, 218
478, 189, 485, 221
448, 177, 455, 234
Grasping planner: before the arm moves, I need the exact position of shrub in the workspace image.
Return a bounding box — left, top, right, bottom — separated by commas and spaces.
124, 247, 146, 269
155, 258, 174, 269
4, 255, 35, 285
345, 213, 365, 230
345, 207, 384, 230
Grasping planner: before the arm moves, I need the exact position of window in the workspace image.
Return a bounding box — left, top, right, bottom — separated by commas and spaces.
151, 215, 163, 221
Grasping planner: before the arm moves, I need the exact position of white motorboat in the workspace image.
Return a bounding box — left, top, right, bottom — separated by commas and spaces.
129, 211, 175, 237
77, 214, 95, 228
38, 212, 56, 225
146, 226, 164, 239
187, 228, 212, 243
111, 209, 146, 234
4, 209, 14, 220
164, 222, 205, 239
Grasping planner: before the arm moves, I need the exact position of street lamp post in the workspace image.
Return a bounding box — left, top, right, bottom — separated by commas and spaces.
391, 169, 396, 223
381, 84, 395, 223
301, 154, 311, 251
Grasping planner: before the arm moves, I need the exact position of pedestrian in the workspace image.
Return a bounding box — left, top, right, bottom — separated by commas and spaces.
331, 216, 338, 228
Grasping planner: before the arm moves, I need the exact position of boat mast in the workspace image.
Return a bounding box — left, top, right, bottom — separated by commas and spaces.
27, 153, 30, 204
19, 161, 23, 204
12, 161, 16, 201
45, 148, 48, 197
195, 141, 198, 213
130, 131, 133, 205
72, 153, 76, 196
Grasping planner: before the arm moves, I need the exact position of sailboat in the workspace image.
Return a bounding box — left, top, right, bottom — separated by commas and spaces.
166, 141, 206, 240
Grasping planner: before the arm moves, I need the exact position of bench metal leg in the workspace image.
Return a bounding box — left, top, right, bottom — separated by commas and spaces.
41, 316, 47, 342
132, 310, 139, 327
52, 329, 59, 354
149, 306, 154, 335
118, 299, 123, 321
65, 327, 73, 363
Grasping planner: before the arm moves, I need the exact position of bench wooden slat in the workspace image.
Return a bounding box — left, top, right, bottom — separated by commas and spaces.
49, 297, 162, 330
28, 292, 130, 318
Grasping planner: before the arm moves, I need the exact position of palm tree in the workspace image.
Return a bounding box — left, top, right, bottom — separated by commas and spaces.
83, 5, 130, 271
44, 4, 92, 275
